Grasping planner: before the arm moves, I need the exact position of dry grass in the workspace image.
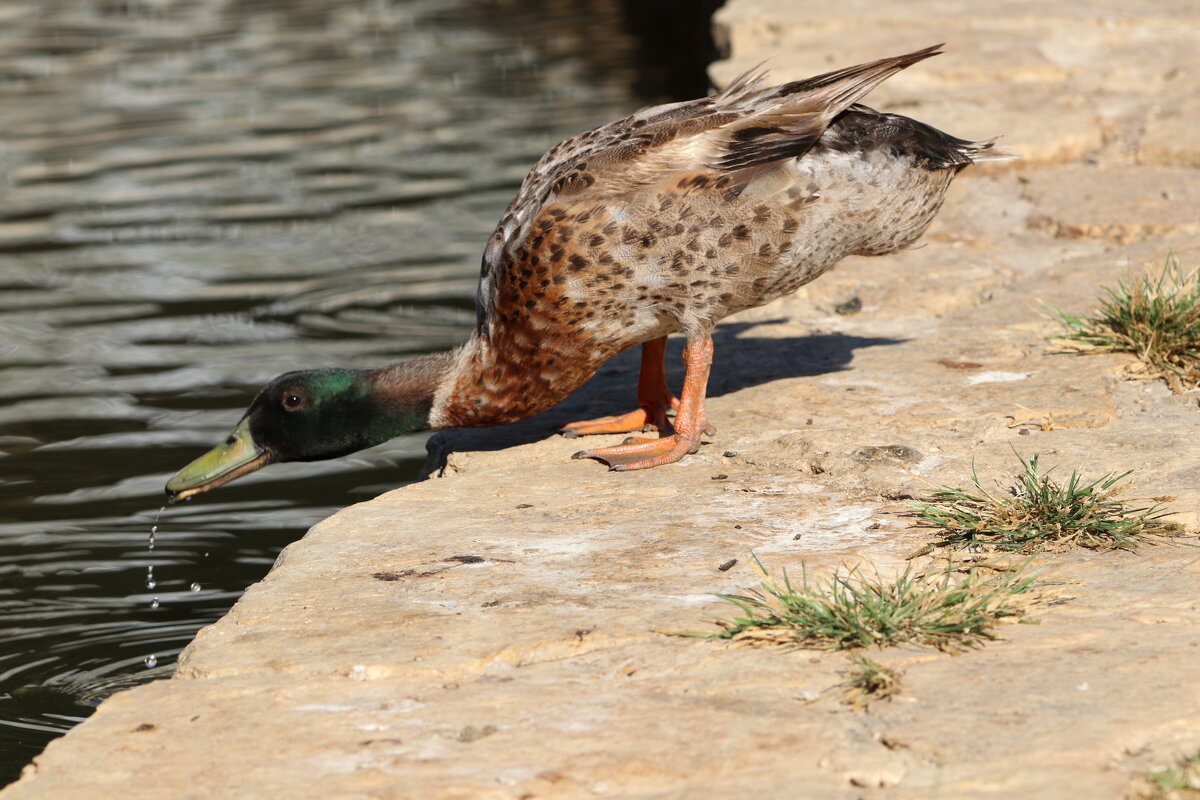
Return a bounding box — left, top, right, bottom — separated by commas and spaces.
1053, 255, 1200, 393
911, 451, 1180, 552
839, 656, 902, 709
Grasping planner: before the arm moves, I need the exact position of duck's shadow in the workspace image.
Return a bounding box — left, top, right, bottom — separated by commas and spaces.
421, 320, 903, 474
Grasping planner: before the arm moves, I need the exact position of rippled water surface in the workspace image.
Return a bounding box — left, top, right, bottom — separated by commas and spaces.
0, 0, 712, 784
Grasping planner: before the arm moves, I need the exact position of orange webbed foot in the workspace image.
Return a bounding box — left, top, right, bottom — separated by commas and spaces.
571, 423, 714, 471
572, 335, 715, 471
559, 398, 678, 438
559, 337, 678, 438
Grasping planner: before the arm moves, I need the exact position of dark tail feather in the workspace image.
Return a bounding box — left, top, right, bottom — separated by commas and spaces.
962, 137, 1018, 163
834, 106, 1017, 170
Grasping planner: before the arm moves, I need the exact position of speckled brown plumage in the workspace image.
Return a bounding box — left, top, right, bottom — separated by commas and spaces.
422, 44, 1010, 467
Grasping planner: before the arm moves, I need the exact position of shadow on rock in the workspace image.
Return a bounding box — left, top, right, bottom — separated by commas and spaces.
420, 322, 904, 476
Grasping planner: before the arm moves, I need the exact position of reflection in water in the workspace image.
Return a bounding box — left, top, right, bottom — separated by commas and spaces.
0, 0, 713, 785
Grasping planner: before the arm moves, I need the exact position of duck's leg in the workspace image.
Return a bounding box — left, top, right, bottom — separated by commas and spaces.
572, 335, 715, 470
560, 337, 679, 438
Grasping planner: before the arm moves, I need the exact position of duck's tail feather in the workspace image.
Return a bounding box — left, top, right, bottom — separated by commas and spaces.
826, 106, 1017, 171
962, 136, 1019, 163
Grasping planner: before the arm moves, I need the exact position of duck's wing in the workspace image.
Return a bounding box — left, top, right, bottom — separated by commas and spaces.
474, 44, 944, 334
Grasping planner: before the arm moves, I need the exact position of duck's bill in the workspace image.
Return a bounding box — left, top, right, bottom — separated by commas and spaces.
165, 417, 270, 502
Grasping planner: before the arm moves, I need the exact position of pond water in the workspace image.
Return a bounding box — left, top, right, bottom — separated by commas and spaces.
0, 0, 714, 785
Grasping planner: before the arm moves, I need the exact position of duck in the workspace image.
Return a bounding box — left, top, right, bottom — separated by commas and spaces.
166, 44, 1008, 501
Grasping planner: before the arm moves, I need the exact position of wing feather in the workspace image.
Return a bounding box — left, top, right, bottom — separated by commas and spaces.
475, 45, 950, 335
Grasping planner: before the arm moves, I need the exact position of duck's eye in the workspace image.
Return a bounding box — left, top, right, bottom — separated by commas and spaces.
282, 391, 306, 411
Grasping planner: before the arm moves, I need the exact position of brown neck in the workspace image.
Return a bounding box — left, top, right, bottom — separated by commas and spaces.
367, 350, 458, 428
428, 332, 605, 429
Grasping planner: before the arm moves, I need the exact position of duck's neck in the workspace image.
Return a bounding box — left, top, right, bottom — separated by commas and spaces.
391, 331, 603, 432
362, 350, 459, 441
425, 331, 605, 429
369, 335, 526, 436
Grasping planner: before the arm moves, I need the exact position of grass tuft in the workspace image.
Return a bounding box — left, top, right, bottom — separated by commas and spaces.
707, 556, 1034, 653
911, 451, 1179, 552
1134, 751, 1200, 798
839, 656, 902, 709
1052, 255, 1200, 393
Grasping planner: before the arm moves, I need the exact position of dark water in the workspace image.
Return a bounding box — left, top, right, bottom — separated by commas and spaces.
0, 0, 715, 785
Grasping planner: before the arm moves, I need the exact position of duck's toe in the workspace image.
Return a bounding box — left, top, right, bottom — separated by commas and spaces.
571, 431, 703, 471
559, 405, 670, 438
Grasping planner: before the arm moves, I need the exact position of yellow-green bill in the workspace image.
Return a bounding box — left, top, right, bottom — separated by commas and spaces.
165, 417, 269, 501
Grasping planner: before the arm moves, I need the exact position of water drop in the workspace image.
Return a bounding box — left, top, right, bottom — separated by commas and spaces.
150, 597, 160, 610
144, 654, 158, 668
149, 506, 164, 550
189, 582, 201, 592
146, 507, 163, 591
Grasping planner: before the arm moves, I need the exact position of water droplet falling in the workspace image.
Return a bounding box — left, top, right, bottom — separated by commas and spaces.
146, 505, 164, 604
144, 654, 158, 669
189, 582, 201, 593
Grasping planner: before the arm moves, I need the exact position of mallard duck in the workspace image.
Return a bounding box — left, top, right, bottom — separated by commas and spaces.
166, 44, 1008, 500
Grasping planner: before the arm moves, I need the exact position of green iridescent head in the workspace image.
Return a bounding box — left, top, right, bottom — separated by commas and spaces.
165, 368, 428, 501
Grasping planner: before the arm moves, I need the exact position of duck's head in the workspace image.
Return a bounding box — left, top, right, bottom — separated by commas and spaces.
165, 367, 429, 501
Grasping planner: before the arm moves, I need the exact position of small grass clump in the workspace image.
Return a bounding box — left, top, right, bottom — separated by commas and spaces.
1053, 255, 1200, 393
707, 557, 1034, 653
1135, 751, 1200, 799
839, 656, 902, 709
912, 451, 1179, 552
